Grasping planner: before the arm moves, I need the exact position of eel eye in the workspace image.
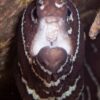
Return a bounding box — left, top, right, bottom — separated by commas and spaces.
66, 8, 74, 22
67, 8, 71, 17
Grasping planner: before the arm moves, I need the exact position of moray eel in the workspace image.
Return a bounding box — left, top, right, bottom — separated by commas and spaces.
17, 0, 84, 99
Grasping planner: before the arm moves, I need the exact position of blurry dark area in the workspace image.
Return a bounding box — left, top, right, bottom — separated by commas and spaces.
0, 67, 21, 100
0, 0, 100, 100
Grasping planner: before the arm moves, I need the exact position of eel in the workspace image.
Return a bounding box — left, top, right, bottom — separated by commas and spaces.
17, 0, 85, 100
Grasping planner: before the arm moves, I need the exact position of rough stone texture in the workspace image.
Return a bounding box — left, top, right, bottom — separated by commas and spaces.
0, 0, 32, 99
0, 0, 100, 100
0, 0, 33, 68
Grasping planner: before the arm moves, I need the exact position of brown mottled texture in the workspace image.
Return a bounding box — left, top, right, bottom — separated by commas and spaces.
89, 10, 100, 39
0, 0, 32, 99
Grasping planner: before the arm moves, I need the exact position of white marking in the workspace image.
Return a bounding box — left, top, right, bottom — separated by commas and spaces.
31, 64, 74, 88
30, 17, 72, 56
67, 17, 69, 22
43, 89, 49, 94
57, 76, 81, 100
32, 65, 64, 87
31, 7, 37, 23
40, 5, 45, 10
46, 28, 58, 43
22, 77, 57, 100
57, 58, 73, 75
55, 2, 65, 8
36, 58, 52, 75
72, 8, 80, 62
57, 57, 68, 73
22, 77, 40, 100
84, 60, 100, 100
18, 62, 49, 95
22, 76, 80, 100
68, 27, 72, 34
18, 62, 24, 75
21, 8, 32, 64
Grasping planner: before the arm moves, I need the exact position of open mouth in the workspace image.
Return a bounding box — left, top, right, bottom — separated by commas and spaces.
36, 46, 68, 73
31, 46, 73, 84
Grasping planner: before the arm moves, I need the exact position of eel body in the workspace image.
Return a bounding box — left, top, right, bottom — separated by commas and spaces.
17, 0, 85, 100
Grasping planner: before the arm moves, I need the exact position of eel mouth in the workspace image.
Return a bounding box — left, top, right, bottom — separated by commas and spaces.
36, 46, 67, 73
